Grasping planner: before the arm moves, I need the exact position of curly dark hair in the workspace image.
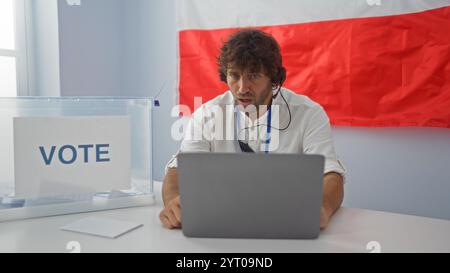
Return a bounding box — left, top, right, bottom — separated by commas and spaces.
218, 29, 285, 88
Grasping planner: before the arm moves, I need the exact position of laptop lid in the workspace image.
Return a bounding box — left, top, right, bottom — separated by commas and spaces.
178, 153, 324, 239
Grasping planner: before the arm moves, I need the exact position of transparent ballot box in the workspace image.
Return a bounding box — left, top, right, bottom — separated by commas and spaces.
0, 97, 154, 222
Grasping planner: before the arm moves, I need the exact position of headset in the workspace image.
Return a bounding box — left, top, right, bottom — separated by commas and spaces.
223, 66, 292, 134
272, 66, 286, 98
219, 64, 286, 88
271, 66, 292, 132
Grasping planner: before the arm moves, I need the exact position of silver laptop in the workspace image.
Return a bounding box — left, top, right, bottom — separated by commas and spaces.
177, 153, 324, 239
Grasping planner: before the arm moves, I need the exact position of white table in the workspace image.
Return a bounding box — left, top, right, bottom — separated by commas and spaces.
1, 182, 450, 253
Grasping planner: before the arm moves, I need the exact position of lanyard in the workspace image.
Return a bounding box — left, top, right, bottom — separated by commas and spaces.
235, 106, 272, 154
265, 105, 272, 153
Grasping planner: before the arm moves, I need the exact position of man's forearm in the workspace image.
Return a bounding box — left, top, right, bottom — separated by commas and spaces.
322, 172, 344, 217
162, 168, 180, 206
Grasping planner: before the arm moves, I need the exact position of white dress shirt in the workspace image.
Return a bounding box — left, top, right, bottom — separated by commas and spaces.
166, 88, 346, 177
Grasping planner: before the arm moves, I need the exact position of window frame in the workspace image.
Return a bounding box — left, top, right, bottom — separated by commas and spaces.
0, 0, 29, 96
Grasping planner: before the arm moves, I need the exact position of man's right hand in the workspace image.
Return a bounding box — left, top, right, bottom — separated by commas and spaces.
159, 195, 182, 229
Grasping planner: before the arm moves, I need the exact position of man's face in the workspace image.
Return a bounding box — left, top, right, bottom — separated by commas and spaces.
227, 66, 273, 109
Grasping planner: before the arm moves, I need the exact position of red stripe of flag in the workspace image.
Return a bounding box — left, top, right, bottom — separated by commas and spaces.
178, 6, 450, 127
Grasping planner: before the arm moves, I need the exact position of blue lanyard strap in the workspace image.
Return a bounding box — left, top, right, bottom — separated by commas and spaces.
265, 106, 272, 154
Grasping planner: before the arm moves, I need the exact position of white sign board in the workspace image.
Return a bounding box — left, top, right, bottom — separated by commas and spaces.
13, 116, 131, 197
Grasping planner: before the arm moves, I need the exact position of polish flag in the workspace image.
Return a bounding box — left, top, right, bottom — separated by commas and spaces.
176, 0, 450, 128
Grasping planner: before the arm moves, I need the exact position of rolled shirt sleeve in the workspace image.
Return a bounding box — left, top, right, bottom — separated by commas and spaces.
302, 105, 347, 180
164, 106, 212, 175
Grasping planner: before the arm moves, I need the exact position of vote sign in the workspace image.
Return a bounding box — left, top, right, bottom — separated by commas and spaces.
13, 116, 131, 197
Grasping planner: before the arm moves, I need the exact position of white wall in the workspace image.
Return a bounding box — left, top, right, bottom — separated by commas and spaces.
26, 0, 61, 96
334, 127, 450, 220
29, 0, 450, 220
120, 0, 179, 183
57, 0, 123, 96
55, 0, 179, 182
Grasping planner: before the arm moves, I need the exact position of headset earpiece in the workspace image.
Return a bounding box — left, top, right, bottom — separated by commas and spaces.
272, 67, 286, 88
278, 67, 286, 86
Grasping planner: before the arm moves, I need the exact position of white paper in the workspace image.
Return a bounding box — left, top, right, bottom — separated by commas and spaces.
61, 216, 143, 238
13, 116, 131, 197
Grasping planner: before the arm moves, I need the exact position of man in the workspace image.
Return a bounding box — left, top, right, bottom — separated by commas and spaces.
160, 29, 346, 230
